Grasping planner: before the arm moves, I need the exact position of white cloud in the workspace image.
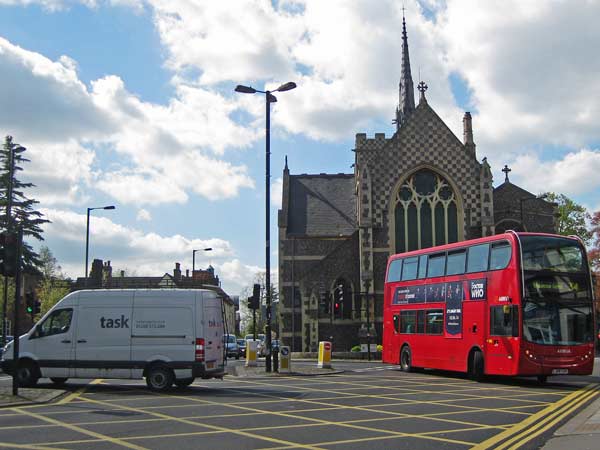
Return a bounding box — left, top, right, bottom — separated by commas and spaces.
0, 37, 115, 141
39, 207, 257, 291
271, 177, 283, 209
0, 37, 258, 207
499, 148, 600, 197
219, 259, 263, 292
439, 0, 600, 154
136, 208, 151, 221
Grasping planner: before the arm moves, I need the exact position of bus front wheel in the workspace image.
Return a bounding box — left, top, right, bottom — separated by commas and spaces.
400, 346, 412, 372
469, 350, 484, 381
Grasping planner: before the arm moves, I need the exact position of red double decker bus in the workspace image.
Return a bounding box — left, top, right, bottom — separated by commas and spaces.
382, 232, 595, 382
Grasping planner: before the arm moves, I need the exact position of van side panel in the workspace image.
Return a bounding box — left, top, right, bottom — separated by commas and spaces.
131, 291, 195, 379
74, 292, 134, 379
199, 291, 225, 373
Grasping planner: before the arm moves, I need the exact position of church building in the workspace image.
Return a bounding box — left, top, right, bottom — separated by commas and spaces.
277, 16, 556, 352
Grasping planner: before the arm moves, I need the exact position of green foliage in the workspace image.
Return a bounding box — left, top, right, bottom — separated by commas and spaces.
544, 192, 591, 245
0, 136, 50, 272
589, 210, 600, 273
35, 246, 69, 315
351, 345, 361, 352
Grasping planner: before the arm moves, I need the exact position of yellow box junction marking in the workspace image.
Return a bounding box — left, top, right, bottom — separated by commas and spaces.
473, 383, 600, 450
57, 378, 103, 405
11, 406, 149, 450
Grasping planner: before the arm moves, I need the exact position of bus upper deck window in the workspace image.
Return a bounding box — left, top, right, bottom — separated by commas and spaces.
427, 253, 446, 278
418, 255, 428, 279
402, 257, 418, 281
446, 250, 466, 275
490, 242, 511, 270
467, 244, 490, 273
387, 259, 403, 282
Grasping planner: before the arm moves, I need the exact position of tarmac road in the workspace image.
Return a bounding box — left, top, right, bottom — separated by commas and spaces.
1, 360, 598, 450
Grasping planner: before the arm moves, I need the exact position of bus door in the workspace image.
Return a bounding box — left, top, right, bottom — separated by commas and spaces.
486, 304, 519, 375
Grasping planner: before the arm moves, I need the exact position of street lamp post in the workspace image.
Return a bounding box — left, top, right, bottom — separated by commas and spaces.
519, 194, 548, 231
235, 81, 296, 373
192, 247, 213, 273
85, 205, 115, 287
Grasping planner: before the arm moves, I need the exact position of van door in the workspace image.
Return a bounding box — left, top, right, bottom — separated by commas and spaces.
31, 308, 76, 378
75, 292, 133, 379
200, 292, 224, 371
131, 290, 195, 378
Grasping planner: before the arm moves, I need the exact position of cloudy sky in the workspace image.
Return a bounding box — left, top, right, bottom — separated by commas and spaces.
1, 0, 599, 295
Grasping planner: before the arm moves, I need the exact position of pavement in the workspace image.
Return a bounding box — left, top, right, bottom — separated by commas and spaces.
540, 357, 600, 450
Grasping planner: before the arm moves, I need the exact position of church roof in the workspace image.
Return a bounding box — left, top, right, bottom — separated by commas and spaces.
287, 174, 356, 236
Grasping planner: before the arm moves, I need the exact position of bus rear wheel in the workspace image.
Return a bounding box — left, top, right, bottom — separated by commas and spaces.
400, 346, 412, 372
469, 350, 484, 381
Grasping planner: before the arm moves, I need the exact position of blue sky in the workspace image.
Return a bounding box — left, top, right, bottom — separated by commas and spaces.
1, 0, 599, 296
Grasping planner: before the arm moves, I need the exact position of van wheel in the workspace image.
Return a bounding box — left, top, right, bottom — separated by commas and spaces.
174, 377, 195, 388
469, 350, 485, 381
17, 360, 39, 387
400, 346, 412, 372
50, 377, 68, 386
146, 366, 174, 391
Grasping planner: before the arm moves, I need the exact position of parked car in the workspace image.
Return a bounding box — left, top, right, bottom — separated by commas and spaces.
257, 338, 280, 357
223, 334, 240, 359
237, 339, 246, 358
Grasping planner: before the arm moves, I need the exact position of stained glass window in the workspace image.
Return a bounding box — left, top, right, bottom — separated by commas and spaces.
394, 170, 461, 253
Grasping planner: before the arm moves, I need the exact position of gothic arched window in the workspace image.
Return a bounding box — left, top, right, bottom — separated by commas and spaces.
394, 169, 460, 253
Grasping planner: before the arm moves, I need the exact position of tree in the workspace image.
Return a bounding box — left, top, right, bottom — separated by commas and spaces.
239, 272, 279, 335
0, 136, 50, 271
35, 246, 70, 316
589, 210, 600, 273
543, 192, 591, 245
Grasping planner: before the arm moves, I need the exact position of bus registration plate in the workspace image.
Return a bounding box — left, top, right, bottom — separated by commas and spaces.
552, 369, 568, 375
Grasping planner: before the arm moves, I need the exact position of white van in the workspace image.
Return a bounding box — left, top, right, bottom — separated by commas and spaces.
1, 289, 226, 390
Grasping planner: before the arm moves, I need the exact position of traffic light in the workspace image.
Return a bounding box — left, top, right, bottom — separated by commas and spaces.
333, 285, 343, 318
249, 283, 260, 310
25, 292, 34, 316
319, 291, 330, 314
0, 231, 18, 277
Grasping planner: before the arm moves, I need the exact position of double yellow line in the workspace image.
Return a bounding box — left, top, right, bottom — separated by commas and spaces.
473, 383, 600, 450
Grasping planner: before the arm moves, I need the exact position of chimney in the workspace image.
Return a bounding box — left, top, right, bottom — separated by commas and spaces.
463, 112, 476, 156
174, 262, 182, 281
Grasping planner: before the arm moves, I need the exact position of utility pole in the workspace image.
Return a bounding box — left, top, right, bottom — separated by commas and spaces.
11, 226, 23, 395
2, 140, 16, 347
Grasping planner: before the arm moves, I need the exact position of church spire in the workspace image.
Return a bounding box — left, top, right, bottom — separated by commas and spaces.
395, 12, 415, 131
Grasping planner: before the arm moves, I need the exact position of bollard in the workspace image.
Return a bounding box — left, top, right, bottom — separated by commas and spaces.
279, 346, 291, 373
246, 340, 258, 367
317, 341, 332, 368
273, 348, 279, 372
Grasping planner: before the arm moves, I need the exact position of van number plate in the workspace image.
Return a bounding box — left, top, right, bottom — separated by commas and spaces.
552, 369, 568, 375
207, 362, 215, 369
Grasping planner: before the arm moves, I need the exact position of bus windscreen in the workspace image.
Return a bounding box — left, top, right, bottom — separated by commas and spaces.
521, 236, 593, 346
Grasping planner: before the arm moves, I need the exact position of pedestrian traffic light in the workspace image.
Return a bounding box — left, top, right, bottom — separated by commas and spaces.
249, 283, 260, 310
0, 231, 18, 277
